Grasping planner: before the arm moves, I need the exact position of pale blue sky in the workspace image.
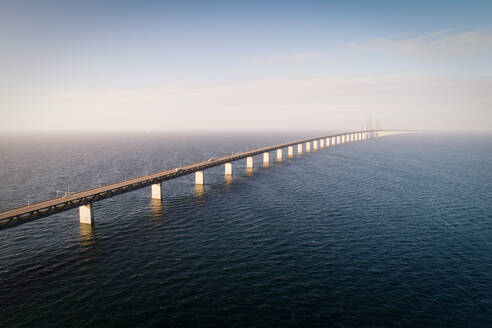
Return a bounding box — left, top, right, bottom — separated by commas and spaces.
1, 1, 491, 131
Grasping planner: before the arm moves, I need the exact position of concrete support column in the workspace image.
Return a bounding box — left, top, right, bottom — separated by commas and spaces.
151, 182, 162, 200
288, 146, 294, 157
337, 136, 340, 145
320, 139, 324, 148
326, 137, 330, 147
263, 152, 270, 164
305, 142, 311, 152
313, 140, 318, 150
351, 134, 354, 142
297, 144, 303, 154
225, 162, 232, 175
79, 204, 94, 225
277, 149, 283, 160
247, 156, 254, 169
195, 170, 204, 185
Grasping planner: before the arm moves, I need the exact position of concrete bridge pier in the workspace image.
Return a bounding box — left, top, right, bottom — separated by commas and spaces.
263, 152, 270, 164
297, 144, 303, 154
337, 136, 340, 145
79, 204, 94, 225
151, 183, 162, 200
320, 139, 324, 148
326, 137, 330, 147
225, 162, 232, 175
195, 171, 204, 185
351, 134, 354, 142
277, 149, 283, 160
305, 142, 311, 152
247, 156, 254, 169
313, 140, 318, 150
288, 146, 294, 157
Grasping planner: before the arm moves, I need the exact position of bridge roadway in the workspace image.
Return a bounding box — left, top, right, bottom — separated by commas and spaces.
0, 130, 385, 229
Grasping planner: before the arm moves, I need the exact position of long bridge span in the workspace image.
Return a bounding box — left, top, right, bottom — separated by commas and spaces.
0, 130, 409, 230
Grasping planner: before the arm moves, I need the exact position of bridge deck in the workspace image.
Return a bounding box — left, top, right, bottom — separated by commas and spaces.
0, 130, 375, 228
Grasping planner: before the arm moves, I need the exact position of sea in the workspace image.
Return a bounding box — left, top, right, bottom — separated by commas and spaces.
0, 132, 491, 327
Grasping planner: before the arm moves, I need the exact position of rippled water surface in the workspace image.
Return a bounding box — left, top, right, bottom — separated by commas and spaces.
0, 132, 491, 327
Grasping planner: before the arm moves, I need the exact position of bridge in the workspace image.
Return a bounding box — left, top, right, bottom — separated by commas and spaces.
0, 130, 409, 230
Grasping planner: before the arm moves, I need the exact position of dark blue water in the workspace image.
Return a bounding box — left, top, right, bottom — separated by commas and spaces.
0, 133, 491, 327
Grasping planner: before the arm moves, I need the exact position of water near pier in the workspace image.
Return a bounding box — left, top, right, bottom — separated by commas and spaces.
0, 132, 491, 327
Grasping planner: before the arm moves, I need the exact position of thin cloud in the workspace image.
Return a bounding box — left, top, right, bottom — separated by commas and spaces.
351, 30, 492, 58
247, 52, 341, 66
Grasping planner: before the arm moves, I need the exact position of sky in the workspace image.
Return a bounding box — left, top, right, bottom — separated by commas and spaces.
1, 0, 491, 132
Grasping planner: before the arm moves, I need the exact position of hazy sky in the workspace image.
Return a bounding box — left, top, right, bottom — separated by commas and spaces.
1, 0, 491, 132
